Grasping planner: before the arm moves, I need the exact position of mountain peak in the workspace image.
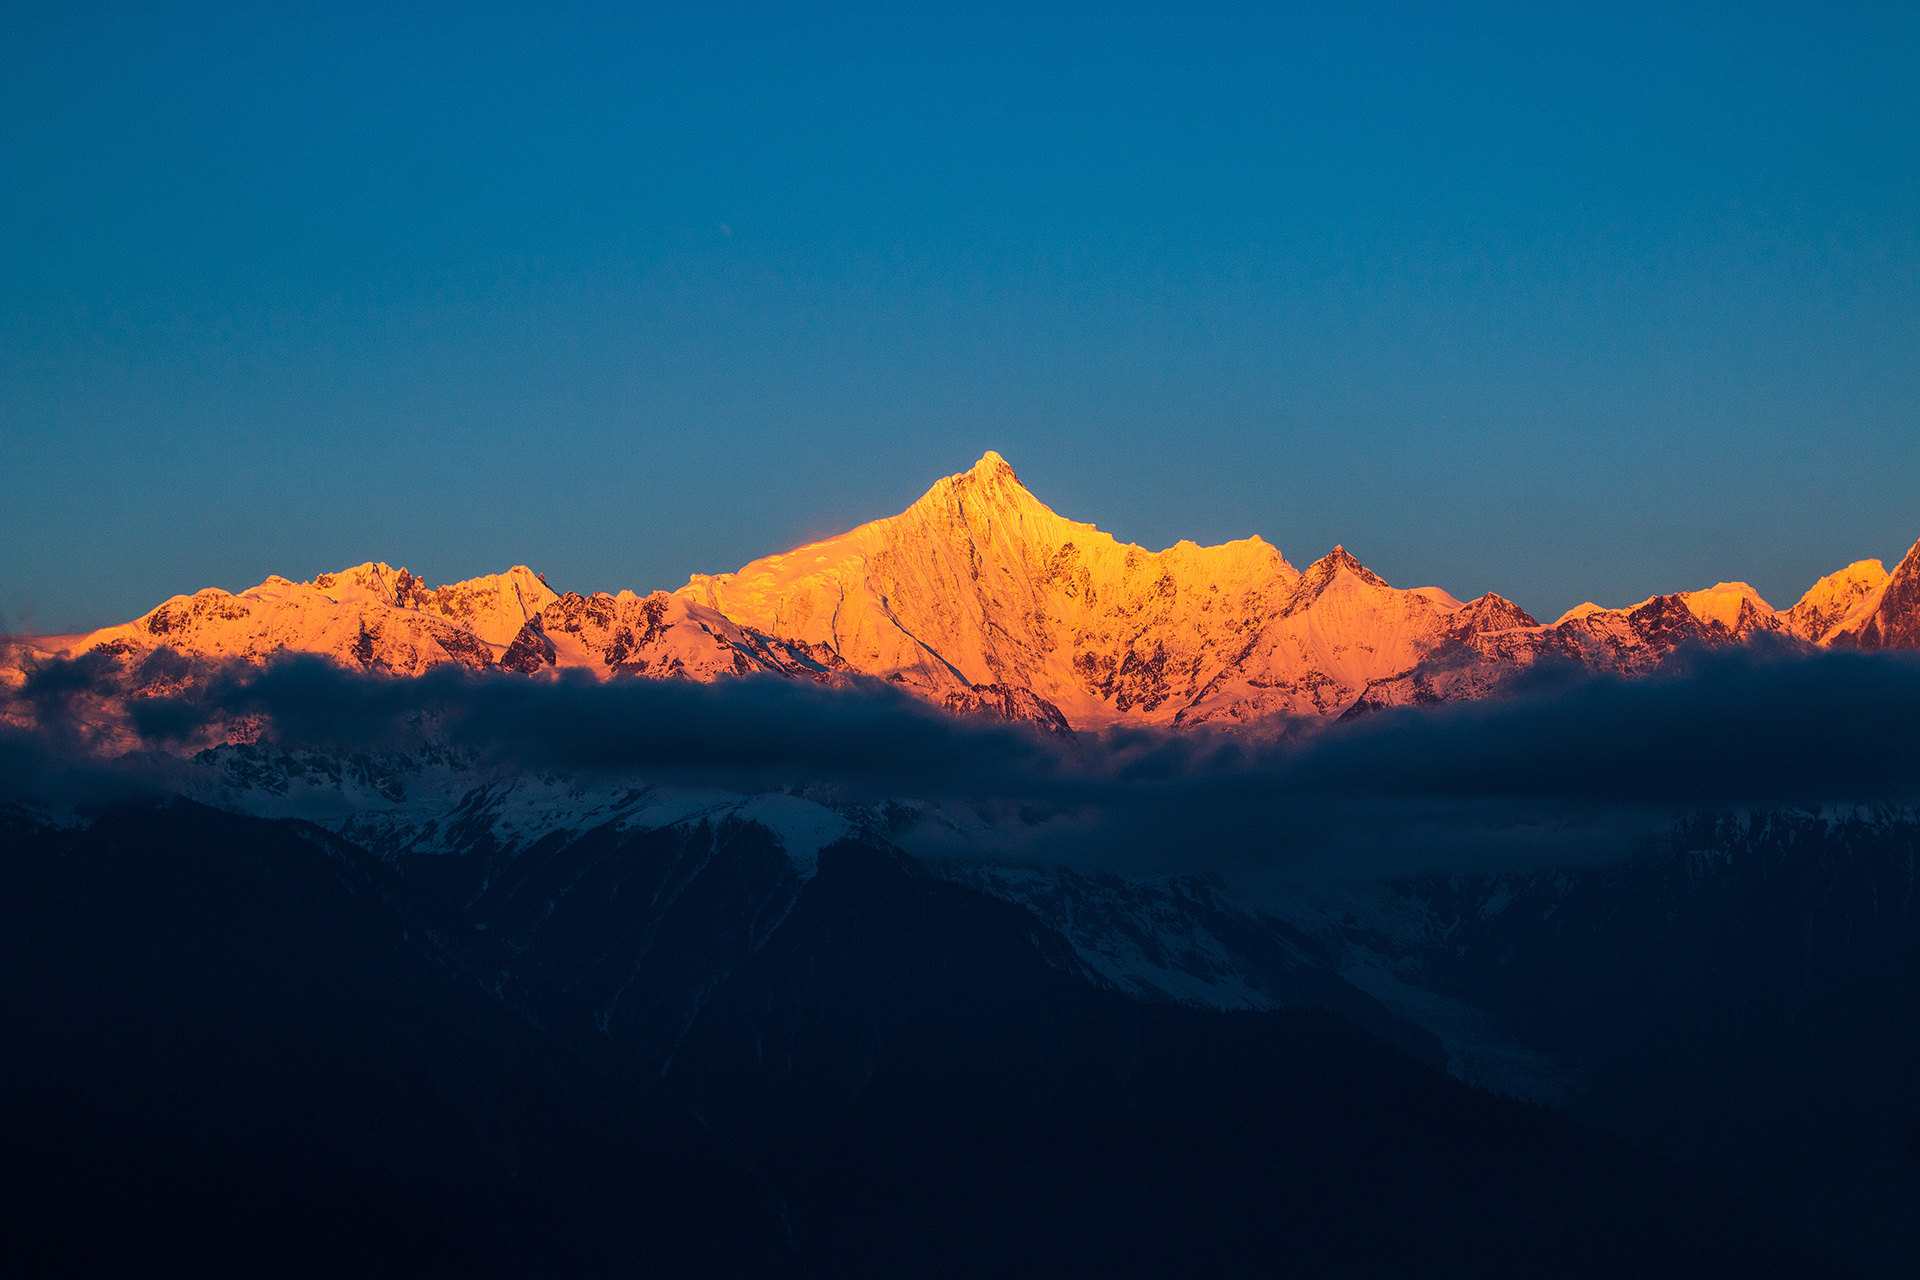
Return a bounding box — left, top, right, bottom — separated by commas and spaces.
1310, 545, 1387, 586
1281, 546, 1392, 616
954, 449, 1028, 497
1673, 581, 1775, 634
972, 449, 1014, 477
905, 450, 1054, 527
1785, 557, 1890, 643
1452, 592, 1540, 634
1828, 537, 1920, 650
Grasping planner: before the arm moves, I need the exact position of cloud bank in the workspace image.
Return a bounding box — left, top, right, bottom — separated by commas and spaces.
6, 645, 1920, 877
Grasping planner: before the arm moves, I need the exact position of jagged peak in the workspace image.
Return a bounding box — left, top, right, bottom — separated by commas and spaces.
971, 449, 1015, 478
284, 561, 553, 594
462, 563, 549, 588
308, 560, 398, 585
1304, 546, 1389, 588
1791, 558, 1887, 608
1283, 546, 1391, 614
294, 562, 426, 609
1455, 592, 1540, 631
1682, 581, 1771, 606
677, 454, 1070, 607
1673, 581, 1775, 631
1825, 535, 1920, 649
1892, 536, 1920, 578
914, 449, 1050, 514
1784, 559, 1887, 641
1554, 581, 1774, 632
681, 453, 1300, 618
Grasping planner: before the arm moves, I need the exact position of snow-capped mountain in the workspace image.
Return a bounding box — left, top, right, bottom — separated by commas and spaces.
1825, 538, 1920, 649
1170, 547, 1535, 724
10, 453, 1914, 1276
497, 588, 845, 681
9, 451, 1919, 731
1782, 560, 1885, 641
51, 562, 556, 677
678, 450, 1304, 726
1345, 581, 1793, 713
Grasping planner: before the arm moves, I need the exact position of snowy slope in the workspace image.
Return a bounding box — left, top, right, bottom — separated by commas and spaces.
1783, 559, 1888, 642
183, 741, 855, 881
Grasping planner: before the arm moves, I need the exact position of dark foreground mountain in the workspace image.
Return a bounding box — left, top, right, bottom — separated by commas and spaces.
0, 801, 788, 1278
1280, 809, 1920, 1277
0, 801, 1833, 1278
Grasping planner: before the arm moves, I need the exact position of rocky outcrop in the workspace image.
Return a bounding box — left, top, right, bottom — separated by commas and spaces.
939, 682, 1073, 733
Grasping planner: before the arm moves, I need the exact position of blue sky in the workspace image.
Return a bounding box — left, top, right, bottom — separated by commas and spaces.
5, 1, 1917, 630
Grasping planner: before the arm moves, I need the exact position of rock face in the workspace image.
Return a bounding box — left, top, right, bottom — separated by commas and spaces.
939, 682, 1073, 733
12, 452, 1920, 731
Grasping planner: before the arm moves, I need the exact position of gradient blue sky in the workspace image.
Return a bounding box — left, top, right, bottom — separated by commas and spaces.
5, 1, 1917, 631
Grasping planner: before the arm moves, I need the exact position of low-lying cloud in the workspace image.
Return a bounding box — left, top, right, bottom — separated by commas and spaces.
6, 645, 1920, 878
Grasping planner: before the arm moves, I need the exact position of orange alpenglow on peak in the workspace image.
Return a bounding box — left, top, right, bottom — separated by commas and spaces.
678, 451, 1304, 725
45, 563, 563, 678
15, 454, 1920, 734
1786, 558, 1891, 643
1824, 541, 1920, 650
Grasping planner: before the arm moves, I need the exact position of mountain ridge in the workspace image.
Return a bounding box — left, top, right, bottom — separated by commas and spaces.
8, 451, 1918, 731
